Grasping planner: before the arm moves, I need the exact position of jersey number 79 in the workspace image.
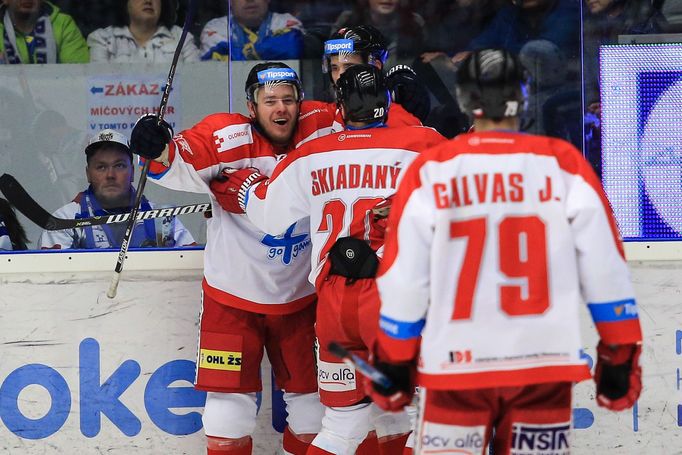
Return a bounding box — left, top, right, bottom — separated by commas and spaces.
451, 215, 549, 320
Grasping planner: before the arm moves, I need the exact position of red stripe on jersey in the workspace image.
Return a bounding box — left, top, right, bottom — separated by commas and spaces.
377, 330, 420, 363
595, 319, 643, 345
418, 364, 592, 390
202, 278, 315, 315
268, 126, 444, 183
377, 153, 429, 276
330, 101, 422, 129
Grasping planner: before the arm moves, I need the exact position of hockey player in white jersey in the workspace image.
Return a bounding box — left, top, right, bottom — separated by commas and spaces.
208, 65, 446, 454
127, 63, 336, 455
366, 49, 644, 455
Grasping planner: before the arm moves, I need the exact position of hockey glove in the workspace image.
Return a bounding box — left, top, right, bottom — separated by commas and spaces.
365, 359, 415, 412
130, 114, 173, 160
594, 341, 642, 411
385, 65, 431, 122
209, 168, 268, 214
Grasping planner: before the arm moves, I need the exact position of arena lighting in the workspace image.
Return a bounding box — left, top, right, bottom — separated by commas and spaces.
600, 43, 682, 240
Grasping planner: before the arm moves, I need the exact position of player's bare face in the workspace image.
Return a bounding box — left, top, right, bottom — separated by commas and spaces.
128, 0, 161, 25
250, 84, 299, 147
86, 147, 134, 209
330, 53, 365, 85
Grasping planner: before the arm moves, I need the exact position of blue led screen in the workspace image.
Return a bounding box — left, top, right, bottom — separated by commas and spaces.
600, 44, 682, 240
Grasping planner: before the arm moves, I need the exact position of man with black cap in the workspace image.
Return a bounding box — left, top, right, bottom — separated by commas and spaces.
39, 129, 195, 249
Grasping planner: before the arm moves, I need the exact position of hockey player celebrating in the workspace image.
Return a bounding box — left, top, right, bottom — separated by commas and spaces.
208, 64, 446, 455
322, 24, 430, 128
127, 63, 335, 455
367, 49, 643, 454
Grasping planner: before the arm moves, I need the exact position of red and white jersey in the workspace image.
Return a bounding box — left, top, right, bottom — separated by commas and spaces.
376, 131, 643, 390
243, 125, 446, 286
146, 101, 336, 314
326, 101, 421, 134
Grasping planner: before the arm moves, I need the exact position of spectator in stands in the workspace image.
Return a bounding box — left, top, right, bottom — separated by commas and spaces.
40, 129, 196, 250
583, 0, 665, 105
200, 0, 304, 61
449, 0, 579, 66
88, 0, 200, 63
0, 0, 88, 63
332, 0, 426, 69
582, 0, 665, 177
0, 198, 28, 250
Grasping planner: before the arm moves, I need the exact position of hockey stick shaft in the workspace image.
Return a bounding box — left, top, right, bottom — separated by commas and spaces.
327, 342, 394, 389
107, 0, 196, 299
0, 173, 210, 230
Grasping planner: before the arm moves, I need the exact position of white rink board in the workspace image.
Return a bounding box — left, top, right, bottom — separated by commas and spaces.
0, 268, 281, 454
0, 254, 681, 454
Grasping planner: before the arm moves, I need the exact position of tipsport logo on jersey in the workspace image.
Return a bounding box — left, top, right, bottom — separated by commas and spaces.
261, 222, 311, 265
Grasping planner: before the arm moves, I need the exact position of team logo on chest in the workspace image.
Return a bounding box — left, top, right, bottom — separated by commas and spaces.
261, 222, 310, 265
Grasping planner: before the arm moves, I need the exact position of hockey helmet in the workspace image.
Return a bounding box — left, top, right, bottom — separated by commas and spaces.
455, 48, 529, 120
245, 62, 304, 103
323, 25, 389, 80
335, 64, 390, 124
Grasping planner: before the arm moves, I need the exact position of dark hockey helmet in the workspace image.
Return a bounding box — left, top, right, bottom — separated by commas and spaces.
335, 64, 390, 124
323, 25, 389, 81
245, 62, 304, 103
455, 48, 529, 121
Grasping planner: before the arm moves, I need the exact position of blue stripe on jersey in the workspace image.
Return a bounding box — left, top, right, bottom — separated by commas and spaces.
587, 299, 638, 322
146, 166, 170, 179
379, 314, 425, 340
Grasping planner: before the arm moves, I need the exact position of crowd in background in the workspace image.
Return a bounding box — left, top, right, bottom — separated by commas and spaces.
0, 0, 678, 249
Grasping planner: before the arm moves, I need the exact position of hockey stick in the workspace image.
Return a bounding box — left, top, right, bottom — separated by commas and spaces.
107, 0, 196, 299
327, 342, 394, 389
0, 172, 210, 230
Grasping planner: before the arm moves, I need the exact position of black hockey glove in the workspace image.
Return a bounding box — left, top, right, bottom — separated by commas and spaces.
385, 64, 431, 122
366, 359, 415, 412
130, 114, 173, 160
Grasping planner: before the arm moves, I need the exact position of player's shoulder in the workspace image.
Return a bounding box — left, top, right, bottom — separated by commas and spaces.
299, 100, 336, 121
195, 112, 252, 130
387, 102, 421, 127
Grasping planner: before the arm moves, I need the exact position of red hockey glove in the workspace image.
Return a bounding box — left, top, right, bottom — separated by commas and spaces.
594, 341, 642, 411
371, 195, 394, 240
364, 359, 415, 412
209, 168, 268, 214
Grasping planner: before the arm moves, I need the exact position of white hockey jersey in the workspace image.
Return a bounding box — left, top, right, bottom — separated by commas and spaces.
243, 125, 446, 286
145, 103, 336, 314
376, 131, 643, 390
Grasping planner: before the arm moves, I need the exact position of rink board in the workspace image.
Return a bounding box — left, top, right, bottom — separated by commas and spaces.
0, 253, 681, 454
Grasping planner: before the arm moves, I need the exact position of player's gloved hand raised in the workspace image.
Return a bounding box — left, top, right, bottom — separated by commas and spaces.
385, 65, 431, 122
365, 359, 415, 412
594, 341, 642, 411
209, 168, 268, 214
130, 114, 173, 160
